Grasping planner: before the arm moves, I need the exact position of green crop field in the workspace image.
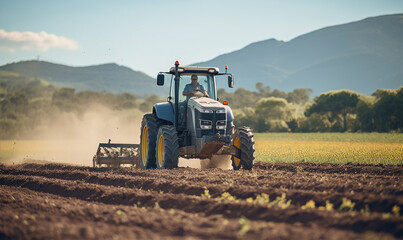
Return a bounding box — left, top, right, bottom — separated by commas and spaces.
1, 133, 402, 165
255, 133, 403, 165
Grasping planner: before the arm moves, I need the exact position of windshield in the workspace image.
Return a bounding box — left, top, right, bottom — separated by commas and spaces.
178, 74, 215, 103
170, 74, 216, 103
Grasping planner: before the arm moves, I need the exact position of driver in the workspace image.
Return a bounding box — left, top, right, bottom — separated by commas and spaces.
183, 74, 209, 100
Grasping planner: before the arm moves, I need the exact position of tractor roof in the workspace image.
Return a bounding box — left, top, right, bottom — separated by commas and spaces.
169, 66, 220, 74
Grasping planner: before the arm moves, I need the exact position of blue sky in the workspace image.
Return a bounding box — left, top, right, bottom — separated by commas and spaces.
0, 0, 402, 76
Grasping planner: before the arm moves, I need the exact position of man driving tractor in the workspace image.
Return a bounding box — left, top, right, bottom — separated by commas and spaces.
182, 74, 209, 99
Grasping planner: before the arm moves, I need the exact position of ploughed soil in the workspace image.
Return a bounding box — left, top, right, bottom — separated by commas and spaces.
0, 162, 402, 239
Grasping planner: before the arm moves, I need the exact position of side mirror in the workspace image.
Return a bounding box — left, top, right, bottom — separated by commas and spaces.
228, 75, 234, 88
157, 74, 165, 86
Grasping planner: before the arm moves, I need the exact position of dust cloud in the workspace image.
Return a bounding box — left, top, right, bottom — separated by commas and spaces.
7, 104, 233, 169
179, 155, 232, 170
12, 104, 142, 166
178, 158, 201, 168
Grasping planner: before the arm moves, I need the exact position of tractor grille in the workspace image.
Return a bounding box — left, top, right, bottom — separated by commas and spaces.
195, 109, 226, 137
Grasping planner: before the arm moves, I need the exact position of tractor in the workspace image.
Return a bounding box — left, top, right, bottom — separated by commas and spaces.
93, 61, 255, 170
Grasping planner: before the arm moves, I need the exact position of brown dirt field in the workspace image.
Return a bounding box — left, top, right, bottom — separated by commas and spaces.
0, 162, 402, 239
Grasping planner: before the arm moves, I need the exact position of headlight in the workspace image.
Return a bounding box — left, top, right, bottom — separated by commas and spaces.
216, 109, 226, 114
216, 120, 226, 126
200, 119, 212, 130
201, 120, 212, 125
216, 120, 226, 129
201, 109, 213, 113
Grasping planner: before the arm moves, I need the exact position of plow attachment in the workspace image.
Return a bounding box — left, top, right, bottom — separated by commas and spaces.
93, 142, 140, 167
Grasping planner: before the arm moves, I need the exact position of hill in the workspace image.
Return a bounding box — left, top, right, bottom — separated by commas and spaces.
0, 70, 56, 99
193, 14, 403, 95
0, 60, 167, 96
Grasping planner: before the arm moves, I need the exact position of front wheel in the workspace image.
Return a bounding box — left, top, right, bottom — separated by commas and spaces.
231, 127, 255, 170
156, 125, 179, 169
140, 114, 159, 169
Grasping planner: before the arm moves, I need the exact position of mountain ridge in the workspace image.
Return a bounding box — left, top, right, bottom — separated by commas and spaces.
193, 13, 403, 95
1, 14, 402, 96
0, 60, 167, 96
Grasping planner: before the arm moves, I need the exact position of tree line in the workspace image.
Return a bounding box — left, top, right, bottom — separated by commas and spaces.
1, 80, 402, 139
230, 84, 402, 133
0, 85, 164, 139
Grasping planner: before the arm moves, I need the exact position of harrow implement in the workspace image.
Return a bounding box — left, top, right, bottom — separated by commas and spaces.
93, 141, 139, 167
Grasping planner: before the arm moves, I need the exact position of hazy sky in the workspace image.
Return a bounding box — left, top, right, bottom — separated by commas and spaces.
1, 0, 402, 76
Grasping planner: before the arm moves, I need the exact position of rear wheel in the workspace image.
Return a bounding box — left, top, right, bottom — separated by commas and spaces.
232, 136, 242, 170
156, 125, 179, 169
231, 127, 255, 170
140, 114, 159, 169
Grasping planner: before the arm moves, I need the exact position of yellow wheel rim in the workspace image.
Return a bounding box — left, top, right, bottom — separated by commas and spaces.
233, 136, 241, 166
157, 135, 164, 167
141, 126, 148, 165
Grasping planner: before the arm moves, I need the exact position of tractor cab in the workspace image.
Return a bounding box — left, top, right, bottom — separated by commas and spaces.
169, 71, 217, 129
156, 63, 234, 132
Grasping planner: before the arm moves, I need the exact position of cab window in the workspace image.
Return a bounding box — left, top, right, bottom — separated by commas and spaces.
178, 74, 215, 103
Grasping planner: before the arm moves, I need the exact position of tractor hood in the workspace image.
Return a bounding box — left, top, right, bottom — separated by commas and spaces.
190, 97, 223, 109
188, 97, 234, 121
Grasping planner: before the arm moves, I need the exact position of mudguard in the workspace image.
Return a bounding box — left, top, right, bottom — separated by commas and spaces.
224, 105, 234, 122
153, 102, 174, 124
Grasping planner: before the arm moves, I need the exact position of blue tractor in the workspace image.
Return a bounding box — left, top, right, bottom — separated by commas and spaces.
139, 61, 255, 170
